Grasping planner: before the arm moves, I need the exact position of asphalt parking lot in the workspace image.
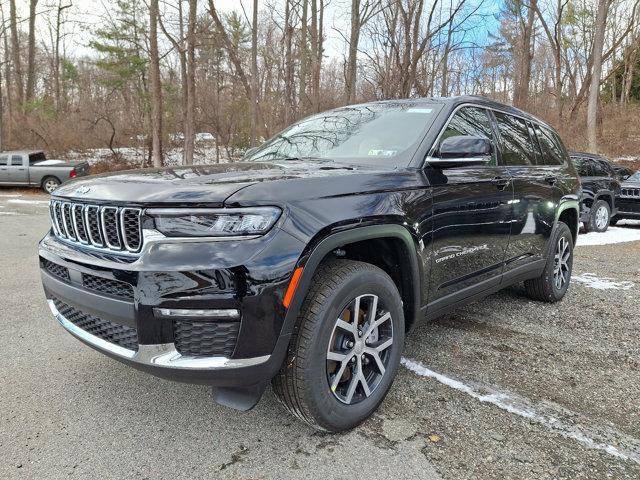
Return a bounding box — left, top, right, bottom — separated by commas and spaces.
1, 190, 639, 479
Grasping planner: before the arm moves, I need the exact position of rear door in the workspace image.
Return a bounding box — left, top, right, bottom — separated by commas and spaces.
493, 112, 559, 273
427, 106, 513, 305
6, 154, 28, 184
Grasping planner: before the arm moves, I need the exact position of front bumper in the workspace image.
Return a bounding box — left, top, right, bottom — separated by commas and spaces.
39, 227, 305, 387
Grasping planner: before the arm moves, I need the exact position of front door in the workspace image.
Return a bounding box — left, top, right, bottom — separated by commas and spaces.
426, 106, 513, 305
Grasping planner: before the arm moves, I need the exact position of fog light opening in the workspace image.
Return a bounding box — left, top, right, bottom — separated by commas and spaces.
154, 308, 240, 320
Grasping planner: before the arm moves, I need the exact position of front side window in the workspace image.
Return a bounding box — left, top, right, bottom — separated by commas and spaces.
494, 112, 535, 166
591, 160, 609, 177
440, 107, 498, 166
245, 103, 442, 168
0, 155, 7, 166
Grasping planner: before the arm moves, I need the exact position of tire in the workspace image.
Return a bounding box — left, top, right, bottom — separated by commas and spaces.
272, 259, 405, 432
610, 216, 619, 226
524, 221, 573, 303
42, 176, 61, 194
588, 199, 610, 233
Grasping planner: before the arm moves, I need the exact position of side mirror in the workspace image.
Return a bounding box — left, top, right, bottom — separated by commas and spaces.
623, 174, 630, 180
426, 135, 492, 168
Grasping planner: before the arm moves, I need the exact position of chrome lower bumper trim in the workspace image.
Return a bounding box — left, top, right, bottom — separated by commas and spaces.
48, 300, 270, 370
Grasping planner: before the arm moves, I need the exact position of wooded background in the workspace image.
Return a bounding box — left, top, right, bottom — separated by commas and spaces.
1, 0, 639, 167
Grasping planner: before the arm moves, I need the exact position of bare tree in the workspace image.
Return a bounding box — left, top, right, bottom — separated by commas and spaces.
9, 0, 23, 107
184, 0, 197, 164
587, 0, 611, 152
25, 0, 39, 103
149, 0, 163, 166
513, 0, 536, 108
344, 0, 383, 103
250, 0, 258, 146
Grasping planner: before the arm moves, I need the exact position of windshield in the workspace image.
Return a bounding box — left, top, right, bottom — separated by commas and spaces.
628, 171, 640, 181
245, 102, 442, 168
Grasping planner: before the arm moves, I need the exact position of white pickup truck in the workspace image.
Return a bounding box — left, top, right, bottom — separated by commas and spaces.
0, 150, 90, 193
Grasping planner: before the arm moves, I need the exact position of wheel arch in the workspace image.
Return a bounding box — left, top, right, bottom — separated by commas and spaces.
555, 198, 579, 245
283, 224, 422, 336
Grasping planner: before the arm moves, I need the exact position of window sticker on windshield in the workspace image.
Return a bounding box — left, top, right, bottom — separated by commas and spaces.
407, 108, 433, 114
368, 149, 397, 156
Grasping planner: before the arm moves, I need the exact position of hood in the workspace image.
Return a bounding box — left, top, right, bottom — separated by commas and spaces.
51, 160, 388, 206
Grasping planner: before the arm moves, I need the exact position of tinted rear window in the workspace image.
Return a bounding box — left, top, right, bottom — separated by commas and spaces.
29, 152, 47, 165
571, 157, 592, 176
494, 112, 535, 166
534, 125, 565, 166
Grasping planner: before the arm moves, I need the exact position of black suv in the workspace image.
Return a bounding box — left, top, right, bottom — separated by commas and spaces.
39, 97, 580, 432
569, 152, 620, 232
613, 170, 640, 224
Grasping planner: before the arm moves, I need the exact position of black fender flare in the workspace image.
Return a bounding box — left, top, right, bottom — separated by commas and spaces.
593, 191, 615, 210
281, 224, 422, 339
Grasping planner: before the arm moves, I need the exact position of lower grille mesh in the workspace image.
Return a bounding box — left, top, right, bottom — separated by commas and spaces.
174, 321, 239, 357
82, 273, 134, 300
42, 259, 70, 281
53, 298, 139, 351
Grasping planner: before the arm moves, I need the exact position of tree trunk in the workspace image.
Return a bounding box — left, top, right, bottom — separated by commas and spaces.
345, 0, 361, 103
184, 0, 197, 164
148, 0, 163, 167
587, 0, 609, 153
250, 0, 258, 147
25, 0, 38, 103
298, 0, 309, 112
283, 0, 294, 123
513, 0, 536, 108
9, 0, 23, 108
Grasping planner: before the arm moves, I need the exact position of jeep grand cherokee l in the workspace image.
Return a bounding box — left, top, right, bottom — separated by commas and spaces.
39, 97, 580, 432
612, 170, 640, 224
569, 152, 620, 232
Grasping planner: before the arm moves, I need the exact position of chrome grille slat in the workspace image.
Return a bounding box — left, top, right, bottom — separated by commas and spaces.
101, 207, 122, 250
62, 203, 76, 240
48, 202, 142, 254
620, 188, 640, 198
72, 204, 89, 244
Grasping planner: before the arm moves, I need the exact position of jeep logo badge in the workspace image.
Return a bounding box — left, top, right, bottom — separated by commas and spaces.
75, 186, 91, 195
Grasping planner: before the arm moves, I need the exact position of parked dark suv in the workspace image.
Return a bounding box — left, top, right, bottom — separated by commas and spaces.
612, 170, 640, 224
39, 97, 580, 432
569, 152, 620, 232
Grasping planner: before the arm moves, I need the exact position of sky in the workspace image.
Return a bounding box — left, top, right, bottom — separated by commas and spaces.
19, 0, 501, 62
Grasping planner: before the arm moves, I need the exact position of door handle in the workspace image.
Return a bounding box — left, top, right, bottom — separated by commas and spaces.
545, 176, 558, 186
493, 176, 510, 190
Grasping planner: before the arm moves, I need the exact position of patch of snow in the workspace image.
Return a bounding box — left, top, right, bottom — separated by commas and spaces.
401, 357, 640, 465
0, 211, 25, 216
577, 226, 640, 246
572, 273, 634, 290
0, 193, 23, 197
618, 219, 640, 226
33, 159, 65, 166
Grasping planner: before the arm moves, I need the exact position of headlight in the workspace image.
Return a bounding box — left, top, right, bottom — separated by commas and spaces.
147, 207, 281, 238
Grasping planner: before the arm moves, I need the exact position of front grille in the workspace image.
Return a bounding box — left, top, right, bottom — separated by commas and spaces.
620, 188, 640, 198
82, 273, 134, 300
174, 321, 239, 358
50, 200, 142, 254
42, 259, 70, 281
53, 298, 138, 351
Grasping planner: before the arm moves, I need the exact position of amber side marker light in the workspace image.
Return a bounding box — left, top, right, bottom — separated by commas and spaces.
283, 266, 304, 308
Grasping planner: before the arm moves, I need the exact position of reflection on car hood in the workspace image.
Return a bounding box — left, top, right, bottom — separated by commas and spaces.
51, 160, 387, 205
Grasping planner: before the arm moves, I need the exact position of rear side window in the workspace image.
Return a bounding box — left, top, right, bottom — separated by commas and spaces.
10, 155, 23, 166
494, 112, 535, 166
592, 160, 611, 177
440, 107, 498, 165
572, 157, 593, 176
29, 152, 46, 165
534, 125, 565, 166
0, 155, 7, 166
